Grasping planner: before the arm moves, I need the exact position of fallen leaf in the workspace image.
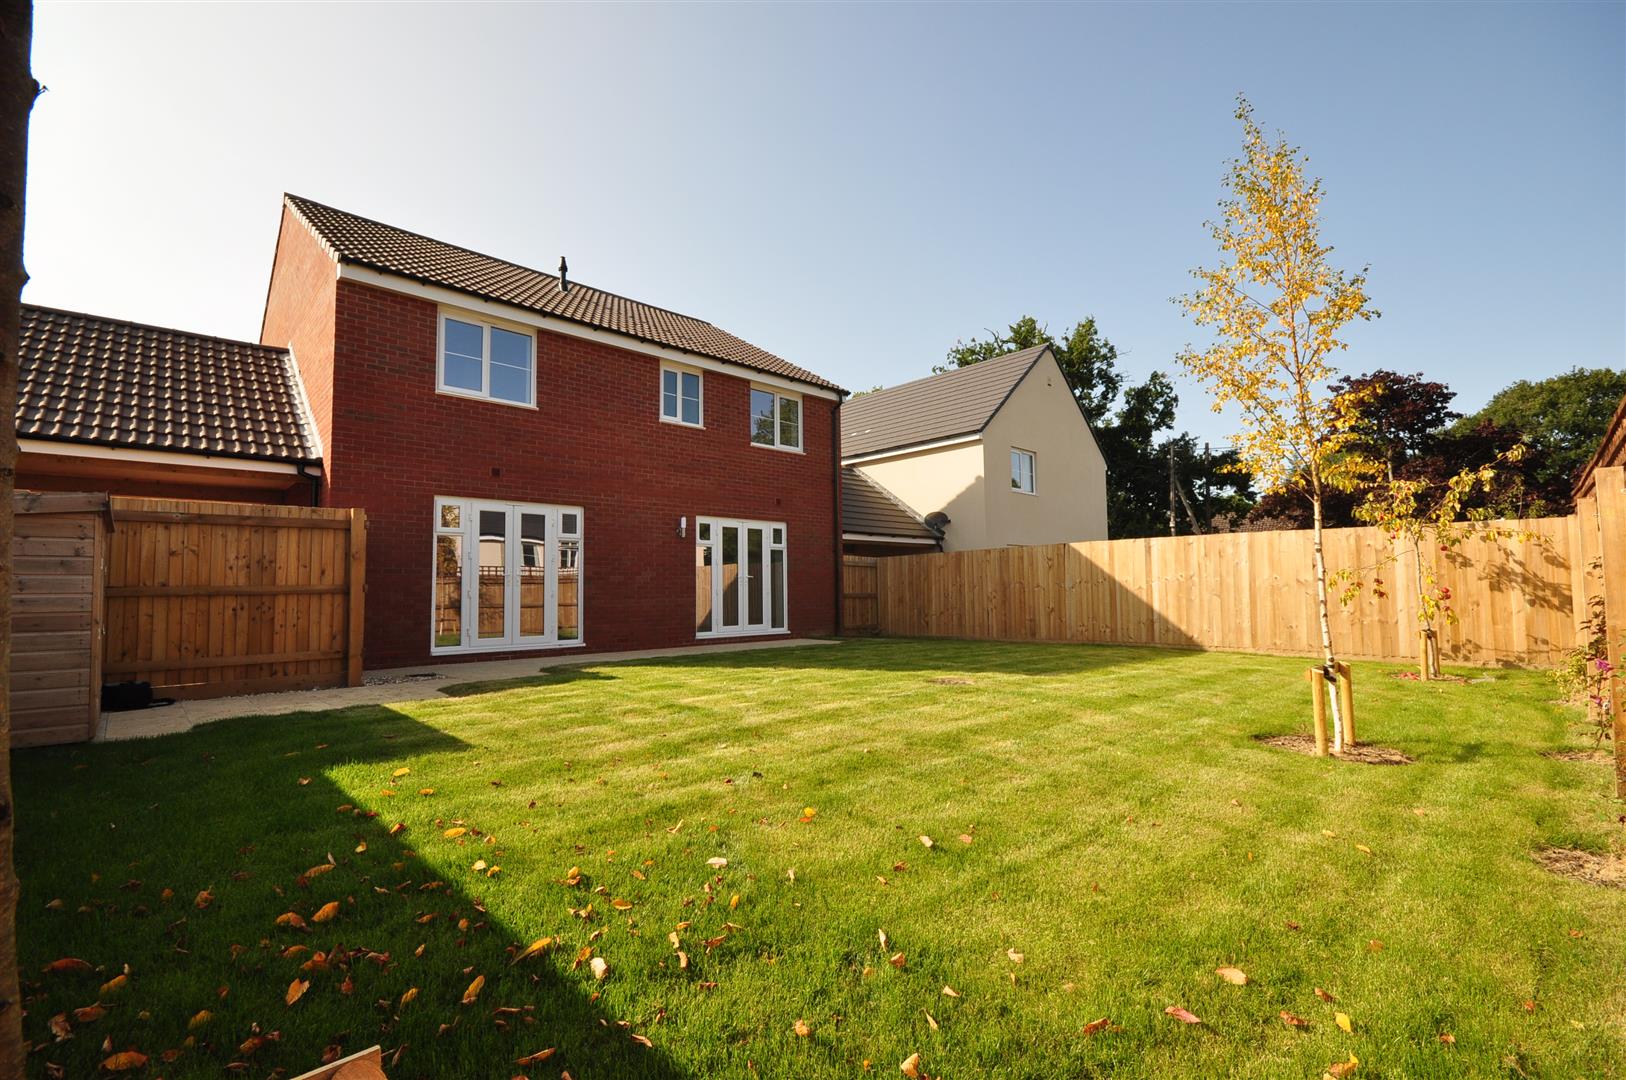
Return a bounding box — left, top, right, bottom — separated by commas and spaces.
590, 957, 609, 981
99, 974, 129, 996
706, 857, 728, 869
275, 911, 307, 930
729, 893, 740, 911
1006, 948, 1024, 964
900, 1052, 922, 1078
919, 835, 934, 849
400, 987, 419, 1006
629, 1033, 653, 1048
100, 1051, 148, 1072
1367, 940, 1384, 952
444, 827, 467, 839
418, 788, 435, 796
889, 952, 906, 969
392, 767, 410, 778
1164, 1006, 1202, 1025
1354, 844, 1373, 856
48, 1012, 71, 1041
1281, 1011, 1309, 1028
461, 975, 485, 1004
1325, 1054, 1360, 1078
388, 823, 407, 836
612, 898, 634, 911
516, 1047, 557, 1066
43, 957, 93, 974
924, 1010, 938, 1031
1216, 966, 1248, 986
312, 901, 340, 924
188, 1010, 212, 1030
793, 1019, 811, 1037
1438, 1032, 1456, 1045
1315, 987, 1336, 1003
194, 889, 214, 910
286, 978, 309, 1005
1081, 1017, 1113, 1036
942, 985, 960, 998
1335, 1012, 1353, 1034
354, 842, 367, 854
512, 937, 554, 964
958, 834, 974, 845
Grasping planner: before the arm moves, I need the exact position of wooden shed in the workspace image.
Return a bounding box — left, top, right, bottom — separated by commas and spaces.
9, 491, 109, 747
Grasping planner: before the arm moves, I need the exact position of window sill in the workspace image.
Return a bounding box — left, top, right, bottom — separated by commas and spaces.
660, 416, 705, 430
1011, 488, 1038, 496
695, 627, 791, 640
750, 441, 805, 455
435, 386, 538, 411
431, 639, 586, 657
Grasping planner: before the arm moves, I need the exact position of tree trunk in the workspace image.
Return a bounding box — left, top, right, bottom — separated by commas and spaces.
1308, 471, 1343, 750
1410, 536, 1435, 679
0, 1, 35, 1072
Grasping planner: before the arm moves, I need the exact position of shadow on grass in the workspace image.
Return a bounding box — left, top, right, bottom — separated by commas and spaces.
438, 666, 618, 699
14, 705, 688, 1079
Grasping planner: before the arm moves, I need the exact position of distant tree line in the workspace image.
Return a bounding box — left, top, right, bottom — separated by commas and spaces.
937, 316, 1625, 538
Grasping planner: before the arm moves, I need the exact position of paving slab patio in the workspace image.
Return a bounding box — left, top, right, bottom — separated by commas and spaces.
98, 637, 840, 741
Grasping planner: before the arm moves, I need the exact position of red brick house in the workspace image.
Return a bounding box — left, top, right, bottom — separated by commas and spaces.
259, 195, 845, 668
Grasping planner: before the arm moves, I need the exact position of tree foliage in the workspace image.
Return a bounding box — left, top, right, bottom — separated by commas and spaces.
1453, 367, 1626, 494
939, 315, 1123, 427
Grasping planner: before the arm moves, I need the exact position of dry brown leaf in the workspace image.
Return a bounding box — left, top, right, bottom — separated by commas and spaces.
99, 974, 129, 996
1081, 1017, 1113, 1036
793, 1019, 811, 1037
461, 975, 485, 1004
194, 889, 215, 910
512, 937, 553, 964
1280, 1011, 1309, 1028
1216, 966, 1248, 986
388, 822, 407, 836
73, 1005, 107, 1023
1438, 1032, 1456, 1045
1324, 1054, 1360, 1078
48, 1013, 71, 1041
629, 1033, 653, 1048
43, 957, 93, 974
1006, 948, 1024, 964
706, 857, 728, 869
400, 987, 419, 1006
275, 911, 307, 930
516, 1047, 557, 1065
286, 978, 310, 1006
1164, 1005, 1202, 1025
889, 952, 906, 969
958, 834, 973, 845
354, 841, 367, 854
312, 901, 341, 924
188, 1010, 212, 1030
675, 950, 689, 969
900, 1052, 922, 1078
590, 957, 609, 981
100, 1051, 148, 1072
941, 985, 960, 998
1354, 844, 1373, 856
1314, 986, 1336, 1003
1334, 1012, 1353, 1034
924, 1010, 938, 1031
392, 767, 410, 778
878, 929, 890, 950
444, 827, 467, 839
918, 835, 934, 849
303, 863, 334, 880
611, 898, 634, 911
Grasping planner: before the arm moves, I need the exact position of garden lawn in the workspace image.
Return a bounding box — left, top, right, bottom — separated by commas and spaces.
14, 640, 1626, 1079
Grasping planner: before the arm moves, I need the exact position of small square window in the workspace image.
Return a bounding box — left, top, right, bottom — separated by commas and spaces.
439, 313, 533, 406
438, 504, 461, 529
662, 365, 703, 426
771, 527, 783, 545
561, 512, 580, 535
1011, 449, 1036, 494
751, 388, 802, 450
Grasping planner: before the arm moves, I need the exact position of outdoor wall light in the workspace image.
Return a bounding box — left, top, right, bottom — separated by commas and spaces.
678, 516, 687, 538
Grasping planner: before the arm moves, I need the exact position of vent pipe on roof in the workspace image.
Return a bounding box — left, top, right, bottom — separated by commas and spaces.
558, 256, 569, 293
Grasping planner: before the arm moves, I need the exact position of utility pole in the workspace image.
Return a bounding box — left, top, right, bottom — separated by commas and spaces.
1167, 441, 1177, 536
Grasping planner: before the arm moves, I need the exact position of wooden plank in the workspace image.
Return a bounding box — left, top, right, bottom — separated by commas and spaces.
113, 510, 350, 529
104, 583, 347, 598
103, 648, 346, 675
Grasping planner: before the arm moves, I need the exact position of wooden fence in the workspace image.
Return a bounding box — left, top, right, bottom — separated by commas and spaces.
843, 556, 880, 633
103, 496, 366, 699
848, 515, 1584, 667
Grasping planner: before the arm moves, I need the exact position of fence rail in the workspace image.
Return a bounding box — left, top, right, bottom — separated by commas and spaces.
103, 496, 366, 699
850, 515, 1581, 667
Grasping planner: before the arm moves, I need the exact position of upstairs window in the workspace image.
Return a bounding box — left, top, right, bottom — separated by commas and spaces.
439, 312, 534, 407
750, 387, 802, 451
1011, 448, 1037, 494
661, 364, 703, 426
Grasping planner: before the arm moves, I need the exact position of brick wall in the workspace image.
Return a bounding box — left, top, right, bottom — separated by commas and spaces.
312, 279, 838, 669
261, 207, 338, 457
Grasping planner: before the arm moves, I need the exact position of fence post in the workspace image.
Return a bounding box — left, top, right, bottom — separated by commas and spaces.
1592, 467, 1626, 800
347, 508, 367, 688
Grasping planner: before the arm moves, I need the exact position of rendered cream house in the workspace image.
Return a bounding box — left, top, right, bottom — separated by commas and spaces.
840, 345, 1108, 553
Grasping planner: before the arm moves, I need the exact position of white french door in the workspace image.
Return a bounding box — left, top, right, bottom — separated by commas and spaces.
695, 517, 787, 638
433, 497, 583, 653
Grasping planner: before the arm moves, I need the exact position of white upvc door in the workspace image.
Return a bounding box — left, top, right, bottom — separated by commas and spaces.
696, 517, 787, 638
434, 497, 582, 654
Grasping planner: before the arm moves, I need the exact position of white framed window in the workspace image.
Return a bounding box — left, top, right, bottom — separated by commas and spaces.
432, 496, 582, 653
750, 386, 802, 451
695, 517, 788, 637
438, 310, 535, 407
1011, 448, 1036, 494
661, 363, 703, 427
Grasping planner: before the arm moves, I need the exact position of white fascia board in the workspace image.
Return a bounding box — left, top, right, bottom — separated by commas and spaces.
842, 533, 938, 545
840, 432, 981, 466
19, 438, 311, 475
337, 265, 841, 401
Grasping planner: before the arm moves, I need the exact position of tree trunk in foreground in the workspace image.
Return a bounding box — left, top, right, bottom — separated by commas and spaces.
0, 0, 35, 1071
1308, 472, 1344, 751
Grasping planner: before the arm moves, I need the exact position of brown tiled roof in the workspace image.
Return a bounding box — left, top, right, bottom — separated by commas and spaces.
285, 195, 840, 392
840, 345, 1048, 458
18, 305, 321, 463
1574, 389, 1626, 499
841, 467, 940, 541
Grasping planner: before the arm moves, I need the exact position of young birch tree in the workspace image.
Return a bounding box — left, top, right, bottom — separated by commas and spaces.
1176, 98, 1378, 748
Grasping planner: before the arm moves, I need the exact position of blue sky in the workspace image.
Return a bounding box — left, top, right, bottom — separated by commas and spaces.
22, 2, 1624, 443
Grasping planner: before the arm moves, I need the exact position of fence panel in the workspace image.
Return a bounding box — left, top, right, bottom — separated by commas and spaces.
842, 556, 879, 634
103, 497, 366, 699
869, 517, 1579, 668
